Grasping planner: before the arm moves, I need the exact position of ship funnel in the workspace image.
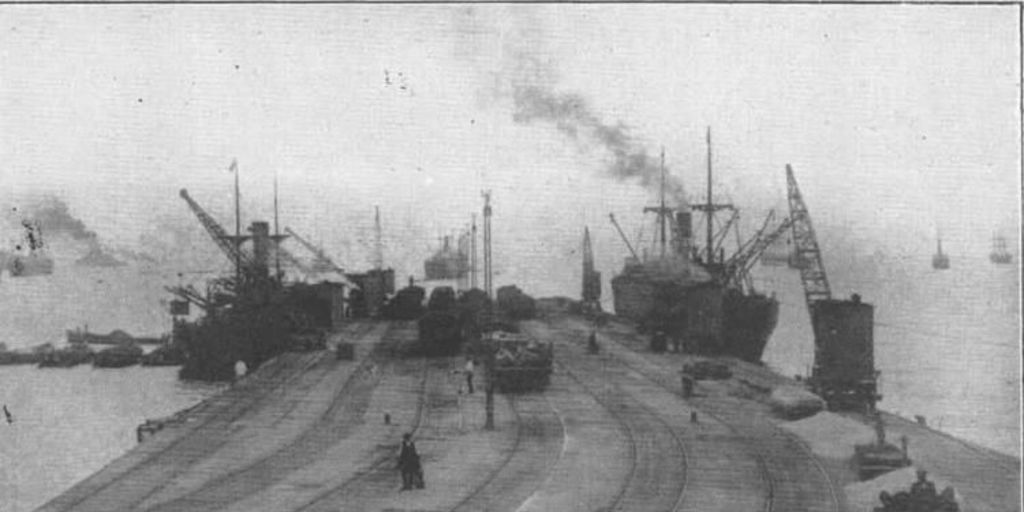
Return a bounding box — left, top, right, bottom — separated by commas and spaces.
674, 211, 692, 257
249, 221, 270, 277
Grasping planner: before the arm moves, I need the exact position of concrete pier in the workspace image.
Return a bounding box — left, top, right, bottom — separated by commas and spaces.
38, 316, 1021, 512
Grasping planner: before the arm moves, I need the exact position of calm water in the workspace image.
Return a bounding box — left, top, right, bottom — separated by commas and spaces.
0, 244, 1019, 511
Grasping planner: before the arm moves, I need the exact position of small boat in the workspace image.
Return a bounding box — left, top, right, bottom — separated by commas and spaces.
38, 344, 94, 368
94, 344, 143, 368
932, 235, 950, 270
990, 235, 1013, 264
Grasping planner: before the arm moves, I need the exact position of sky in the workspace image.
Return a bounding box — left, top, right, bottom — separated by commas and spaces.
0, 4, 1020, 297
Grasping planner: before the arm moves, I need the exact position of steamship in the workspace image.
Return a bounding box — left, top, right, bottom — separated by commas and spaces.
424, 235, 469, 281
610, 130, 780, 363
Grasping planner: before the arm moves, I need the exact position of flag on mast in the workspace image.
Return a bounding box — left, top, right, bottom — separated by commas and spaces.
228, 159, 238, 173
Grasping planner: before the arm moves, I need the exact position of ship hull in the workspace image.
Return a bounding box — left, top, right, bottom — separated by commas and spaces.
611, 275, 777, 363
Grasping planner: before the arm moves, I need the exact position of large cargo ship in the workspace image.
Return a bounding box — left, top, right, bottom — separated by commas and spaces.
424, 236, 469, 281
609, 130, 783, 363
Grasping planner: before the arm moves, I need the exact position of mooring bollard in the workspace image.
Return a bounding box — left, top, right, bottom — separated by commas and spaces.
384, 412, 391, 425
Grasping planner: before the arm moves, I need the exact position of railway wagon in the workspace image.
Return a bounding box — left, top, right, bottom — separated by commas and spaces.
486, 331, 553, 393
417, 311, 463, 356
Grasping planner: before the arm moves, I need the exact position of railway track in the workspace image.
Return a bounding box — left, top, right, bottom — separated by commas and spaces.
143, 321, 405, 512
39, 320, 380, 512
535, 318, 844, 512
553, 352, 689, 512
290, 327, 435, 512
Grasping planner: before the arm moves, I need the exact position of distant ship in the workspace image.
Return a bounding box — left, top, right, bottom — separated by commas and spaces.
424, 235, 468, 281
609, 130, 784, 363
5, 251, 55, 277
2, 222, 54, 277
990, 235, 1013, 265
932, 235, 950, 270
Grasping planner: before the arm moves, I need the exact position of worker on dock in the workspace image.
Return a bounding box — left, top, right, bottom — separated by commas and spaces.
398, 433, 424, 490
464, 357, 475, 394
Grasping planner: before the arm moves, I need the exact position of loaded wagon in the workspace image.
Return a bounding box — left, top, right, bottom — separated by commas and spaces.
485, 331, 553, 393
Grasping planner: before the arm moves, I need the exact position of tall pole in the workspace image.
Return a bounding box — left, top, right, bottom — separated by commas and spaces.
481, 191, 494, 430
273, 171, 281, 279
659, 147, 667, 259
706, 127, 714, 264
233, 159, 241, 284
482, 191, 492, 299
374, 206, 383, 270
471, 213, 478, 289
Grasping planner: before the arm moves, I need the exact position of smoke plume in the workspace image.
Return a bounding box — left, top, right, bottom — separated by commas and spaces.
512, 85, 687, 206
452, 7, 688, 207
21, 196, 125, 266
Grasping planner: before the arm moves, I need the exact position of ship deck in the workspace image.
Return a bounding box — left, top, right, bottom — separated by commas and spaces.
38, 316, 1021, 512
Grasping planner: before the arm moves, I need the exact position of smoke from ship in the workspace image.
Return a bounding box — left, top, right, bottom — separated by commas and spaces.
453, 7, 688, 209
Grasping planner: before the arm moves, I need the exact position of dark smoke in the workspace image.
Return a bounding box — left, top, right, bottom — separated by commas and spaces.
27, 196, 97, 242
512, 85, 687, 206
21, 196, 125, 266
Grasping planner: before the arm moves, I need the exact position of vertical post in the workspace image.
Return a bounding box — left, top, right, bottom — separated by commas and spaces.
484, 336, 495, 430
659, 147, 666, 259
232, 159, 242, 283
482, 191, 492, 299
273, 171, 281, 279
374, 206, 383, 270
471, 213, 477, 290
706, 127, 714, 264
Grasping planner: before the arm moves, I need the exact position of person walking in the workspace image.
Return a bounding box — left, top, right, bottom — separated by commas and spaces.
397, 433, 424, 490
464, 357, 475, 394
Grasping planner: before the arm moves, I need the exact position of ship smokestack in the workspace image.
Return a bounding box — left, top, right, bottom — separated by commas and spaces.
250, 221, 270, 277
674, 211, 692, 257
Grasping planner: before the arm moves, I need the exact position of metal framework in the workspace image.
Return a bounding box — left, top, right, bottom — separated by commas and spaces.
786, 164, 832, 311
179, 189, 253, 272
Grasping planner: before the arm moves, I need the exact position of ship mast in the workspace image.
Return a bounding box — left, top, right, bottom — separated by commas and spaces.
643, 147, 674, 260
691, 127, 734, 265
660, 147, 667, 259
706, 128, 714, 263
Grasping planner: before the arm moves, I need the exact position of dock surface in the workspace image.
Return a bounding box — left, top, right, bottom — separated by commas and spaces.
39, 317, 1021, 512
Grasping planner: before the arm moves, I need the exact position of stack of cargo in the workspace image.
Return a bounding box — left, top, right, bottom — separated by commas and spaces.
385, 284, 426, 320
487, 331, 553, 393
496, 285, 536, 320
418, 286, 462, 356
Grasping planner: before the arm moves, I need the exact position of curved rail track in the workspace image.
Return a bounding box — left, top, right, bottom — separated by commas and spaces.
532, 319, 843, 512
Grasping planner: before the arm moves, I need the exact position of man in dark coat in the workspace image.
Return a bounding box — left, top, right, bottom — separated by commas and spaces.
398, 433, 424, 490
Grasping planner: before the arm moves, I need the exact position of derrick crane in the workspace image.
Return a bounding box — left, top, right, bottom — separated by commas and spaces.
722, 210, 794, 290
786, 164, 878, 412
179, 189, 253, 273
581, 227, 601, 312
284, 227, 344, 274
785, 166, 831, 308
608, 213, 640, 261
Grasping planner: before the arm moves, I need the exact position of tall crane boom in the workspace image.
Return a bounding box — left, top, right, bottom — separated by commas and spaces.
284, 227, 344, 273
724, 213, 794, 288
179, 189, 253, 270
786, 165, 831, 313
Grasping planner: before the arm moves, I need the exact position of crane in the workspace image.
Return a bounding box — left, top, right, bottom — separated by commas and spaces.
284, 227, 344, 274
786, 164, 878, 412
608, 213, 640, 261
179, 189, 253, 273
722, 211, 794, 290
785, 166, 831, 310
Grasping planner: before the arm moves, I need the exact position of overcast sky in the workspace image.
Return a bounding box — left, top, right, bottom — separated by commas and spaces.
0, 4, 1019, 292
